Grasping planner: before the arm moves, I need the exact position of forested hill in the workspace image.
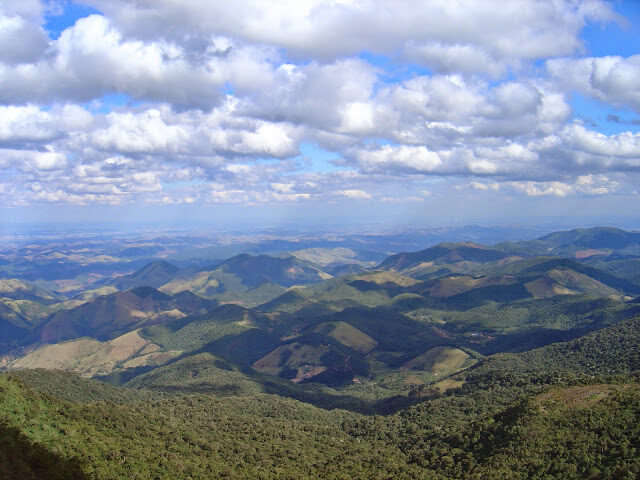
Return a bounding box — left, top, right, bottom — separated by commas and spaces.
2, 226, 640, 478
2, 316, 640, 479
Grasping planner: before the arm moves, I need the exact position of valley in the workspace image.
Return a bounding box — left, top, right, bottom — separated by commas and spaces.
1, 226, 640, 478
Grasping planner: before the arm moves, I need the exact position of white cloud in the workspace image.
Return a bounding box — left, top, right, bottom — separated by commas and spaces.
507, 174, 619, 197
404, 42, 505, 77
91, 108, 188, 154
87, 0, 617, 68
0, 14, 277, 106
340, 189, 371, 199
0, 0, 637, 210
0, 104, 92, 144
509, 180, 574, 197
0, 12, 48, 64
562, 124, 640, 159
351, 145, 442, 174
548, 55, 640, 111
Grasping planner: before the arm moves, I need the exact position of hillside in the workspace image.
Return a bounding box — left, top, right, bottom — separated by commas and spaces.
30, 287, 216, 344
10, 329, 179, 377
0, 279, 59, 303
3, 227, 640, 478
497, 226, 640, 258
0, 372, 417, 479
2, 316, 640, 479
109, 260, 180, 290
3, 229, 639, 395
159, 254, 330, 306
380, 242, 510, 275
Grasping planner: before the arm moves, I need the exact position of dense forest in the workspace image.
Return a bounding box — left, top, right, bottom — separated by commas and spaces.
2, 317, 639, 479
2, 227, 640, 478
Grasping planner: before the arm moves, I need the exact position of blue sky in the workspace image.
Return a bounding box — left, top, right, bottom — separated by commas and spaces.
1, 0, 639, 227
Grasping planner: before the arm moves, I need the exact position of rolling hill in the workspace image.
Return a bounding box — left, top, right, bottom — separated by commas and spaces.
3, 226, 640, 402
10, 329, 178, 377
0, 279, 60, 304
379, 242, 514, 279
109, 260, 180, 290
30, 287, 216, 344
2, 316, 640, 479
159, 254, 331, 306
497, 226, 640, 258
3, 227, 640, 478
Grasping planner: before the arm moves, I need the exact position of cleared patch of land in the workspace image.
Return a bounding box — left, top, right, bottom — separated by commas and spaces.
535, 384, 635, 409
314, 321, 378, 354
11, 330, 179, 376
404, 346, 474, 375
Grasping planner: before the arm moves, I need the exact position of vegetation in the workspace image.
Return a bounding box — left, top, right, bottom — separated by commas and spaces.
2, 317, 640, 478
3, 226, 640, 478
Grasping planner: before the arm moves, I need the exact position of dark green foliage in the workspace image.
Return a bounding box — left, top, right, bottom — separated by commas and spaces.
0, 317, 28, 348
379, 243, 508, 271
125, 353, 263, 395
140, 304, 259, 351
0, 373, 421, 480
216, 253, 326, 287
203, 328, 282, 365
444, 283, 531, 309
480, 317, 640, 376
109, 260, 179, 290
8, 315, 639, 479
9, 369, 153, 403
5, 227, 640, 478
583, 255, 640, 285
31, 287, 215, 343
3, 316, 640, 479
520, 258, 640, 294
0, 423, 88, 480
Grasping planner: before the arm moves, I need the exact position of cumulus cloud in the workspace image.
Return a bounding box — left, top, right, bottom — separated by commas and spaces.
350, 145, 442, 174
0, 0, 638, 209
86, 0, 617, 68
339, 189, 371, 200
548, 55, 640, 112
0, 14, 277, 106
403, 42, 506, 77
506, 174, 619, 197
0, 12, 48, 64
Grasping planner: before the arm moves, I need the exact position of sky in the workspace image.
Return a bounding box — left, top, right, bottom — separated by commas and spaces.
1, 0, 640, 228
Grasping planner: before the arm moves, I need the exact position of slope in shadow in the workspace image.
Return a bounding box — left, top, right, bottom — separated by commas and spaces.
0, 423, 88, 480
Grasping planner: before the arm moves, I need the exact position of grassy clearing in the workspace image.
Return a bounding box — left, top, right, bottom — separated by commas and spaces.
536, 384, 635, 409
317, 321, 378, 354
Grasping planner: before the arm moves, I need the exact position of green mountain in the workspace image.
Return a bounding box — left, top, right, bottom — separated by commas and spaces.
0, 371, 416, 479
476, 256, 640, 296
159, 253, 330, 305
7, 233, 638, 394
582, 254, 640, 285
210, 253, 331, 288
379, 242, 512, 278
537, 226, 640, 251
5, 227, 640, 479
498, 226, 640, 258
0, 281, 64, 351
109, 260, 180, 290
139, 303, 267, 352
2, 316, 639, 479
0, 309, 29, 351
31, 287, 216, 344
258, 271, 418, 315
0, 278, 60, 304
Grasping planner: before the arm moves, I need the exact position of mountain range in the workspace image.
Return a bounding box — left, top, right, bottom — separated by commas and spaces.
2, 226, 640, 478
2, 226, 639, 389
